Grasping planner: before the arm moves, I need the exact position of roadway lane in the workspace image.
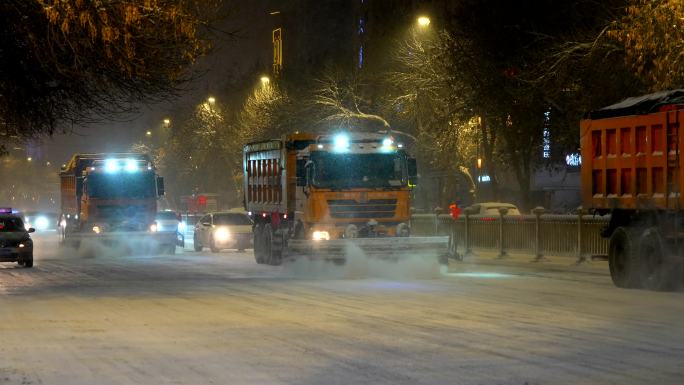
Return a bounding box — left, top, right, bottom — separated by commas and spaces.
1, 232, 683, 385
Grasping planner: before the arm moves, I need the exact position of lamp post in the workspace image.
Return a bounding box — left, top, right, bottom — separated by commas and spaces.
260, 76, 270, 87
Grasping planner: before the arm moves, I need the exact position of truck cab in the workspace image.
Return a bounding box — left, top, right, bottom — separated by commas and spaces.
59, 153, 175, 254
294, 132, 415, 240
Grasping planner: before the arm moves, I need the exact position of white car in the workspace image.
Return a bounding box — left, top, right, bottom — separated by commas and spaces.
155, 211, 184, 247
466, 202, 521, 219
193, 212, 253, 252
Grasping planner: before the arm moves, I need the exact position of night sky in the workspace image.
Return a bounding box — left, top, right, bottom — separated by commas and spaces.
42, 2, 274, 165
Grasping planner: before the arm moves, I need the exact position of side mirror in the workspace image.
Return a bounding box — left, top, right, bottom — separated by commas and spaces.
28, 228, 36, 233
407, 158, 417, 186
296, 159, 306, 187
157, 176, 165, 196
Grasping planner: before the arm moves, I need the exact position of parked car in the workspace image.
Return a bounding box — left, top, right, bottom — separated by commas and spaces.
466, 202, 521, 220
193, 211, 253, 252
155, 211, 185, 248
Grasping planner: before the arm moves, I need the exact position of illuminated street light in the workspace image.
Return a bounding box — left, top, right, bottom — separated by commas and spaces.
163, 118, 171, 126
146, 130, 152, 137
207, 96, 216, 104
417, 16, 431, 27
27, 157, 32, 162
477, 158, 483, 169
260, 76, 270, 86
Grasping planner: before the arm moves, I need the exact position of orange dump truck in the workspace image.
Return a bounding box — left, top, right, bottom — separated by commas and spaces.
243, 132, 449, 265
581, 90, 684, 289
59, 153, 177, 254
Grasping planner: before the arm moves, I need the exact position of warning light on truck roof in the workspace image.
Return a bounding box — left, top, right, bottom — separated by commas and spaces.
124, 158, 139, 172
104, 159, 120, 173
333, 134, 350, 151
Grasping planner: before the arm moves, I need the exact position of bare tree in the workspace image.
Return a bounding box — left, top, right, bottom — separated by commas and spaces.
310, 69, 389, 132
0, 0, 225, 153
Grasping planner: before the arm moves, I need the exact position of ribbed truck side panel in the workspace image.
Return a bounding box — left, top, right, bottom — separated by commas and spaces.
243, 140, 288, 214
581, 109, 684, 210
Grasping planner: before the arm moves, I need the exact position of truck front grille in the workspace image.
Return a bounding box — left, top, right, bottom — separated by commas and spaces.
327, 199, 397, 219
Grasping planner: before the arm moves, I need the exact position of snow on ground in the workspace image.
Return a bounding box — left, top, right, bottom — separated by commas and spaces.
1, 232, 683, 385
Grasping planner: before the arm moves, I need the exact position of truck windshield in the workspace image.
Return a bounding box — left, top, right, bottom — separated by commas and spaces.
311, 152, 407, 189
87, 173, 156, 199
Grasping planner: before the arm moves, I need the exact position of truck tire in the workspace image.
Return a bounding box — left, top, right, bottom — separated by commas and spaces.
262, 224, 274, 264
193, 233, 202, 252
638, 229, 677, 291
608, 227, 641, 288
254, 224, 266, 264
269, 227, 284, 266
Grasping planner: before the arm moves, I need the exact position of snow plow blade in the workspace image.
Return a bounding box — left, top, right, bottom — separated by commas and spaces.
286, 236, 450, 262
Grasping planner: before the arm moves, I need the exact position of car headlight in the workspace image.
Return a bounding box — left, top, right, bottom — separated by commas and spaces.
92, 225, 101, 234
35, 216, 49, 231
149, 223, 158, 232
215, 227, 230, 242
312, 231, 330, 241
18, 243, 25, 248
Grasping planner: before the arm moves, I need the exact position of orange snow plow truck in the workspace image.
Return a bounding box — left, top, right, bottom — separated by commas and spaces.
59, 153, 177, 254
582, 90, 684, 290
243, 132, 449, 265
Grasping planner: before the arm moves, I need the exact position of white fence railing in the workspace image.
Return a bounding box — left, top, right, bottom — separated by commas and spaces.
411, 213, 610, 260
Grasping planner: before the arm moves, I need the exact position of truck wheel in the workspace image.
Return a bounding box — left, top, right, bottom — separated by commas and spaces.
262, 224, 274, 264
638, 229, 676, 291
269, 226, 283, 266
193, 233, 202, 252
254, 224, 265, 264
608, 227, 641, 288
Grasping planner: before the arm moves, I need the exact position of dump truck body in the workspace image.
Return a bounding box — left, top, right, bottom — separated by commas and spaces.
243, 132, 448, 265
581, 90, 684, 289
59, 153, 176, 254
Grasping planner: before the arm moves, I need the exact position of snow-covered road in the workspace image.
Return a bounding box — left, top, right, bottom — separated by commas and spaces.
1, 232, 683, 385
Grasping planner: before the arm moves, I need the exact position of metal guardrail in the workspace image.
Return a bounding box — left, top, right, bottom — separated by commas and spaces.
411, 213, 610, 260
180, 212, 611, 260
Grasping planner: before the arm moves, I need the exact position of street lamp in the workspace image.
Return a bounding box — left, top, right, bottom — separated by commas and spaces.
260, 76, 270, 87
163, 118, 171, 126
417, 16, 431, 27
207, 96, 216, 104
146, 130, 152, 137
26, 157, 32, 162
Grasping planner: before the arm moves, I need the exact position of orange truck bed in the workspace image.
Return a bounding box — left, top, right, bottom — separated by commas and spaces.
581, 101, 684, 211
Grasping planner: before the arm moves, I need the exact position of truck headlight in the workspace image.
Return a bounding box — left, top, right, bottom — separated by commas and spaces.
312, 231, 330, 241
215, 227, 230, 242
149, 223, 158, 232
